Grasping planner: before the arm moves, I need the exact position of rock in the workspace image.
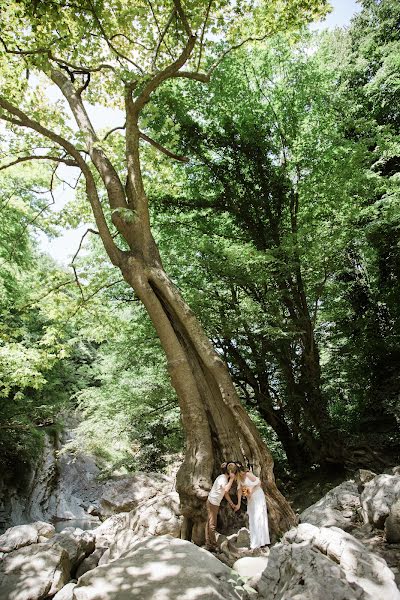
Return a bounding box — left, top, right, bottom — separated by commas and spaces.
233, 556, 269, 589
99, 472, 174, 516
47, 529, 95, 570
72, 535, 243, 600
300, 480, 361, 531
92, 513, 131, 548
385, 499, 400, 543
53, 582, 77, 600
0, 521, 55, 552
92, 491, 182, 564
355, 470, 377, 494
106, 529, 140, 562
236, 527, 251, 548
257, 523, 400, 600
76, 547, 106, 578
0, 542, 71, 600
87, 505, 101, 517
0, 419, 105, 530
361, 474, 400, 528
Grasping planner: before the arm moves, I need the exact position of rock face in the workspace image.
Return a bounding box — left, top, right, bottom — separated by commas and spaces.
72, 535, 243, 600
257, 523, 400, 600
0, 422, 104, 531
0, 542, 71, 600
99, 472, 174, 516
361, 474, 400, 528
300, 480, 361, 531
0, 521, 55, 552
385, 499, 400, 544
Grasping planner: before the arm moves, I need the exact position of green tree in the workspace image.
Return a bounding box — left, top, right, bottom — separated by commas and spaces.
0, 0, 329, 537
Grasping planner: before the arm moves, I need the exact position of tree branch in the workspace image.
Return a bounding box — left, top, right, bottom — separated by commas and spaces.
0, 154, 78, 171
140, 132, 189, 162
0, 96, 122, 266
172, 0, 193, 37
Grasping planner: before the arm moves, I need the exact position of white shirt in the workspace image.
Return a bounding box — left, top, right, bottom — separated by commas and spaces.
208, 474, 229, 506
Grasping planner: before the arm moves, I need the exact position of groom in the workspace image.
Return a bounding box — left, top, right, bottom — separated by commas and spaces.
205, 461, 239, 551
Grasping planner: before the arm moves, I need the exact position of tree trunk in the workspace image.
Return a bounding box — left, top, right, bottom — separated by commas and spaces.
120, 255, 296, 541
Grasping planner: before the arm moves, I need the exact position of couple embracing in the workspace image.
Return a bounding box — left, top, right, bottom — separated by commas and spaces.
205, 460, 270, 551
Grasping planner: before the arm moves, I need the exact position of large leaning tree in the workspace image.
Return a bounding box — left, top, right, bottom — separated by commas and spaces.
0, 0, 328, 541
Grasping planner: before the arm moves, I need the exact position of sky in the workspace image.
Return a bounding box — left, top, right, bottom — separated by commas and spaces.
37, 0, 362, 267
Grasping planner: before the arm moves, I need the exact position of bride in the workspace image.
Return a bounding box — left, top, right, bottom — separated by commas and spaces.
234, 462, 270, 549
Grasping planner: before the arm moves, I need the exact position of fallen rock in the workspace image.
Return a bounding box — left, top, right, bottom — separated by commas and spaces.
47, 529, 95, 570
100, 472, 174, 516
72, 535, 243, 600
0, 521, 55, 552
355, 469, 377, 494
0, 542, 70, 600
257, 523, 400, 600
93, 491, 182, 564
233, 556, 269, 589
53, 582, 77, 600
361, 474, 400, 528
300, 480, 360, 531
76, 547, 106, 578
385, 499, 400, 544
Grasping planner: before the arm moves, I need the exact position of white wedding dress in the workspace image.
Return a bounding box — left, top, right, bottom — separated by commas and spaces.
242, 474, 270, 548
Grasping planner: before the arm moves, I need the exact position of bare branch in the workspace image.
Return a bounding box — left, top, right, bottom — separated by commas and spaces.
88, 0, 144, 73
0, 96, 122, 266
133, 33, 197, 114
173, 0, 193, 37
102, 123, 126, 141
197, 0, 213, 71
173, 33, 273, 85
70, 228, 100, 302
140, 131, 189, 162
0, 154, 78, 171
153, 8, 176, 69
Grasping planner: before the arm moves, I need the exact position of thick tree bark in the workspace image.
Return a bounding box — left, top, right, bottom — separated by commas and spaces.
120, 255, 295, 541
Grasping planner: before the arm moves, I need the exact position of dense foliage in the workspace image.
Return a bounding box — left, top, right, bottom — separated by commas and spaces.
0, 0, 399, 483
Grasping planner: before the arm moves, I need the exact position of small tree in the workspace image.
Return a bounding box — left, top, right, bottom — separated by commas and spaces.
0, 0, 327, 539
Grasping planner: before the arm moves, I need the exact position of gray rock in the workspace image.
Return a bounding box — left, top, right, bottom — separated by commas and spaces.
257, 523, 400, 600
355, 469, 377, 494
72, 535, 243, 600
0, 521, 55, 552
0, 542, 71, 600
385, 499, 400, 544
92, 491, 182, 563
233, 556, 269, 589
300, 480, 360, 531
53, 582, 77, 600
236, 527, 251, 548
361, 474, 400, 528
100, 472, 174, 516
47, 530, 95, 570
76, 547, 106, 578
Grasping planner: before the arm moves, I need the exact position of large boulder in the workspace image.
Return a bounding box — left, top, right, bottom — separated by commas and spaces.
300, 480, 361, 531
100, 472, 174, 516
361, 474, 400, 528
0, 521, 55, 552
72, 535, 243, 600
0, 542, 71, 600
93, 491, 182, 564
257, 523, 400, 600
385, 498, 400, 544
47, 529, 95, 570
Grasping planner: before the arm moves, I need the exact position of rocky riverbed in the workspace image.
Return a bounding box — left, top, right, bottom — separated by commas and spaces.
0, 464, 400, 599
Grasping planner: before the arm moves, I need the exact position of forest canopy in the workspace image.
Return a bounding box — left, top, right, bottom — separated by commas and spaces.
0, 0, 399, 500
